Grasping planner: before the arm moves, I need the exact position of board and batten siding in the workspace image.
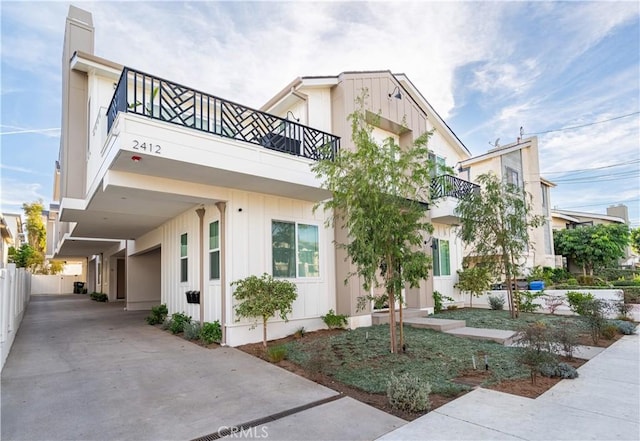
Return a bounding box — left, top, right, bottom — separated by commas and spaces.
158, 189, 335, 345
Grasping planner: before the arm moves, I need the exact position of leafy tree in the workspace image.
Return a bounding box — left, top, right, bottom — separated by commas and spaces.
554, 224, 629, 275
8, 244, 38, 268
312, 90, 437, 354
455, 173, 545, 318
455, 264, 492, 308
630, 227, 640, 254
23, 200, 47, 254
232, 273, 298, 348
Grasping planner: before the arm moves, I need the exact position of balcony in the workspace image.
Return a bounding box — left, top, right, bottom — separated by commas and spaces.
430, 174, 479, 225
107, 68, 339, 161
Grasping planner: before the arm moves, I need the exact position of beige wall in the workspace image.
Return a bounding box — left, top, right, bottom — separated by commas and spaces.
127, 248, 161, 310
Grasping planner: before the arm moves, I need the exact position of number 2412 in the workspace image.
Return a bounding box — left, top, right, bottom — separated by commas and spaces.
132, 140, 161, 154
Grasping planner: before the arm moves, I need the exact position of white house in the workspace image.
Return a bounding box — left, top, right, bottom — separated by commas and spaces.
52, 6, 479, 345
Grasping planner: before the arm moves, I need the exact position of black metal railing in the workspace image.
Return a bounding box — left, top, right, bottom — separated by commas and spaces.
106, 67, 340, 161
430, 174, 480, 200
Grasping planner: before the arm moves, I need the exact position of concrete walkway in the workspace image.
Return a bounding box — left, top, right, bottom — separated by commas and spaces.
378, 331, 640, 440
1, 295, 404, 441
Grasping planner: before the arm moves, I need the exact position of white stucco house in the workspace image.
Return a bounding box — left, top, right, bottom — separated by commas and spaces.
52, 6, 484, 346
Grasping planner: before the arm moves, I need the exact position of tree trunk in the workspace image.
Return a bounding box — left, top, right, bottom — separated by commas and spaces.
388, 290, 397, 353
262, 317, 268, 348
470, 291, 473, 309
398, 287, 404, 351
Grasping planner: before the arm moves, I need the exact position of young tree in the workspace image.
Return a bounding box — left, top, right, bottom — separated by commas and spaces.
232, 273, 298, 348
455, 264, 492, 308
312, 91, 436, 354
628, 227, 639, 255
554, 224, 629, 275
455, 173, 545, 318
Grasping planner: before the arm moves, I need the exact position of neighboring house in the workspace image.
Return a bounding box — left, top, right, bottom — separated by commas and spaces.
3, 213, 24, 251
459, 136, 558, 270
53, 7, 478, 345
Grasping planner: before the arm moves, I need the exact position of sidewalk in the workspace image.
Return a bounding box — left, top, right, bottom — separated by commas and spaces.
378, 331, 640, 440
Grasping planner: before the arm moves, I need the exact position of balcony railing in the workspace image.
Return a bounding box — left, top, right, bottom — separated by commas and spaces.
430, 174, 480, 200
107, 67, 340, 161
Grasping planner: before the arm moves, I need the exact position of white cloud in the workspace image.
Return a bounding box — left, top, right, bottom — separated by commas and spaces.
0, 178, 47, 212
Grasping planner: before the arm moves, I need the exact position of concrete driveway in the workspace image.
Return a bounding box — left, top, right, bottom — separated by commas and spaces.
1, 295, 404, 441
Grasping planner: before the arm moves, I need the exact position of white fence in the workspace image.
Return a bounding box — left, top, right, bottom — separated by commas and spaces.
31, 275, 84, 295
1, 264, 31, 370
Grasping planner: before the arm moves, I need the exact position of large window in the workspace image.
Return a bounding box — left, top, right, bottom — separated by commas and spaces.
272, 221, 319, 278
209, 221, 220, 280
428, 153, 447, 177
506, 167, 519, 187
432, 238, 451, 276
180, 233, 188, 283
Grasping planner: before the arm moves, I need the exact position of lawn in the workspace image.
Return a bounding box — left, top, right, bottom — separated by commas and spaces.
283, 324, 529, 396
434, 308, 590, 332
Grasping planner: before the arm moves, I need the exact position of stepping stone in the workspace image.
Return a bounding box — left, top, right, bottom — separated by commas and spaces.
444, 327, 517, 345
405, 317, 466, 331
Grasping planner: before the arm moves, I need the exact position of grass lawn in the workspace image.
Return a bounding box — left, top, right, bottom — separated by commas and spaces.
434, 308, 590, 333
283, 324, 529, 396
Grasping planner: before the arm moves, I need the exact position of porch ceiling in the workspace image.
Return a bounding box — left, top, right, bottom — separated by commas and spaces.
55, 236, 123, 258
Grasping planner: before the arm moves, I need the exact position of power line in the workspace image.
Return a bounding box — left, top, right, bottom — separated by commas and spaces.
542, 159, 640, 175
553, 174, 639, 185
552, 170, 640, 183
557, 198, 639, 209
523, 111, 640, 135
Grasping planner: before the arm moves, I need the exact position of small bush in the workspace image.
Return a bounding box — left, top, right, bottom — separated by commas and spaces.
515, 321, 557, 384
579, 298, 611, 344
622, 286, 640, 304
433, 291, 454, 314
488, 295, 505, 310
611, 280, 640, 287
565, 278, 579, 286
200, 321, 222, 344
183, 321, 202, 341
146, 304, 168, 325
160, 319, 171, 331
267, 345, 287, 362
168, 312, 191, 334
566, 291, 595, 316
446, 304, 458, 310
577, 275, 609, 287
601, 324, 617, 340
386, 372, 431, 413
543, 295, 564, 314
516, 290, 542, 313
551, 322, 580, 359
540, 362, 579, 379
607, 320, 637, 335
322, 309, 348, 329
294, 327, 306, 339
89, 292, 108, 302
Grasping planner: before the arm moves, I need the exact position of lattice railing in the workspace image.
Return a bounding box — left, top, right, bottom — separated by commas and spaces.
106, 67, 340, 161
430, 174, 480, 200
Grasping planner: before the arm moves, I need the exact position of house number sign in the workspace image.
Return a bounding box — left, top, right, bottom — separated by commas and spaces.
132, 140, 161, 154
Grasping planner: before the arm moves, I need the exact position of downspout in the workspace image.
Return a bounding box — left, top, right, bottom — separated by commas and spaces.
195, 207, 206, 326
215, 202, 227, 345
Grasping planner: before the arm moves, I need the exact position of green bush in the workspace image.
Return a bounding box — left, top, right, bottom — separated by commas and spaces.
322, 309, 348, 329
549, 267, 571, 284
267, 345, 287, 362
516, 290, 543, 313
566, 291, 595, 316
607, 320, 637, 335
579, 299, 612, 344
576, 275, 609, 287
200, 321, 222, 344
386, 372, 431, 413
515, 321, 557, 384
551, 322, 580, 360
433, 290, 454, 313
487, 295, 505, 310
601, 324, 617, 340
183, 321, 201, 340
146, 304, 168, 325
565, 278, 579, 286
595, 268, 638, 281
168, 312, 191, 334
89, 292, 108, 302
611, 280, 640, 287
540, 362, 579, 379
622, 286, 640, 304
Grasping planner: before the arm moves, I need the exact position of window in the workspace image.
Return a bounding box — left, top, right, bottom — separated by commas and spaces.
180, 233, 188, 282
541, 184, 548, 209
428, 153, 447, 177
272, 221, 319, 278
506, 167, 519, 187
209, 221, 220, 280
432, 238, 451, 276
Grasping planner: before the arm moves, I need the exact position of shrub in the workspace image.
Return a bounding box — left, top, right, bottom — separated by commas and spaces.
89, 292, 108, 302
515, 321, 557, 384
551, 322, 580, 360
576, 275, 609, 287
488, 295, 505, 310
433, 290, 455, 313
267, 345, 287, 362
622, 286, 640, 304
540, 362, 579, 379
607, 320, 637, 335
183, 321, 202, 341
160, 319, 171, 331
566, 291, 595, 316
294, 327, 306, 339
516, 290, 542, 313
146, 304, 168, 325
200, 321, 222, 344
322, 309, 349, 329
595, 268, 638, 281
550, 267, 571, 284
446, 304, 458, 310
611, 280, 640, 287
168, 312, 191, 334
578, 298, 612, 344
386, 372, 431, 413
601, 324, 617, 340
565, 278, 579, 286
543, 295, 564, 315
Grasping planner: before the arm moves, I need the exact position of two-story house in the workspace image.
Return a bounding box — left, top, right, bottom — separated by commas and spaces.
52, 6, 478, 345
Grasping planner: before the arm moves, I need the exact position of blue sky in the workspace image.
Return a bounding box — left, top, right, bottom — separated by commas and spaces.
1, 1, 639, 227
